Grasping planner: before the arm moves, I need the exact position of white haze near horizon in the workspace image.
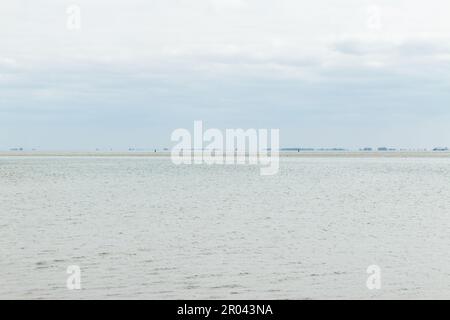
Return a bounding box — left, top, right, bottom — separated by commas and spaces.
1, 0, 450, 151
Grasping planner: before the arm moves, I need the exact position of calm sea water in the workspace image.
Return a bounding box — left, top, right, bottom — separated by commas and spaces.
1, 156, 449, 299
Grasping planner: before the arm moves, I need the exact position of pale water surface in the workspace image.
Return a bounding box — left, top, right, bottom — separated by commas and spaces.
1, 156, 449, 299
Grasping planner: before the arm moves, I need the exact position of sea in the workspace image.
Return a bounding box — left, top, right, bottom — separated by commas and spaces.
1, 155, 449, 299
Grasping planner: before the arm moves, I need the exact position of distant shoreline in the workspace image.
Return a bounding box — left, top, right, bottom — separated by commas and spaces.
1, 151, 450, 158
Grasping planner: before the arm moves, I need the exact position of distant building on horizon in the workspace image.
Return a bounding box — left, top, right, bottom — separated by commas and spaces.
433, 147, 449, 152
378, 147, 397, 151
281, 148, 315, 152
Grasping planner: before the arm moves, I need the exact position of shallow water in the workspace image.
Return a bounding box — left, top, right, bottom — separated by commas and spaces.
1, 156, 449, 299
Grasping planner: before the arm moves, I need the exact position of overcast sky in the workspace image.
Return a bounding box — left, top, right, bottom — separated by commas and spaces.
1, 0, 450, 150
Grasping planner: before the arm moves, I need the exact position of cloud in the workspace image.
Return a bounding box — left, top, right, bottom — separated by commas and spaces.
1, 0, 450, 149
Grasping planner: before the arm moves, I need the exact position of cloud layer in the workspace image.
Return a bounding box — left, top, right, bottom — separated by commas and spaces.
1, 0, 450, 149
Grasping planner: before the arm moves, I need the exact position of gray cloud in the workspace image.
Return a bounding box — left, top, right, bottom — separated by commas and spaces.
1, 0, 450, 150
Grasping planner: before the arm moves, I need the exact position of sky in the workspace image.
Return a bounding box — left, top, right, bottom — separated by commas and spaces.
1, 0, 450, 150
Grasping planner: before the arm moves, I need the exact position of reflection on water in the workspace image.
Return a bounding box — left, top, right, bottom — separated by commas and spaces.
1, 156, 449, 299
